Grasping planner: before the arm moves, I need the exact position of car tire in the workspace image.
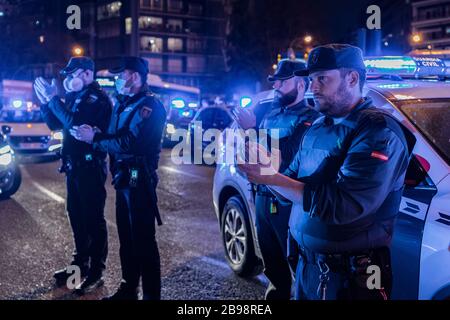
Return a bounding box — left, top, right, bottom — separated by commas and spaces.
0, 165, 22, 200
221, 195, 262, 277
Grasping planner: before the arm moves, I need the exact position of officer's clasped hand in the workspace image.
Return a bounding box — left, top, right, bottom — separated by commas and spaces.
70, 124, 98, 144
237, 141, 279, 184
33, 77, 57, 104
232, 108, 256, 130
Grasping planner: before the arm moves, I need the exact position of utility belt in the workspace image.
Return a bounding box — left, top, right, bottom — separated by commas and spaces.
112, 157, 162, 226
59, 153, 104, 173
292, 234, 390, 300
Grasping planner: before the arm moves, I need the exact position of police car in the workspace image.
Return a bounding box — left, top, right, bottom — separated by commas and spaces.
0, 125, 21, 199
212, 56, 450, 300
0, 80, 62, 162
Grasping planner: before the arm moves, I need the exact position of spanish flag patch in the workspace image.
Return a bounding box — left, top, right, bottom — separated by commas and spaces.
371, 151, 389, 161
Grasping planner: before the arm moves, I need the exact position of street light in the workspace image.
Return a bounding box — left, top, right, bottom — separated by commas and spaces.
411, 34, 422, 44
304, 35, 313, 44
72, 46, 84, 56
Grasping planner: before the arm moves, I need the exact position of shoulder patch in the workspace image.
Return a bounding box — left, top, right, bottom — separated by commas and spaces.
140, 106, 153, 119
86, 94, 99, 104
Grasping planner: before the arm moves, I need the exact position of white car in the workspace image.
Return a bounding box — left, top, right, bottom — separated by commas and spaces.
213, 56, 450, 300
0, 113, 62, 162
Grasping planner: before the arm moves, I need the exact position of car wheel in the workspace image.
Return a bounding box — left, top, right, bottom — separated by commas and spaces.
221, 195, 262, 277
0, 165, 22, 200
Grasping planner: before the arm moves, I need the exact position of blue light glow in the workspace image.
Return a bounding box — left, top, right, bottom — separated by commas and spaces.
240, 97, 252, 108
171, 99, 186, 109
364, 57, 416, 74
188, 102, 198, 108
12, 100, 23, 109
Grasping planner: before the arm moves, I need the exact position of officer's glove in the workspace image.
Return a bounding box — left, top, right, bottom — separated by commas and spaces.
33, 81, 49, 105
34, 77, 57, 102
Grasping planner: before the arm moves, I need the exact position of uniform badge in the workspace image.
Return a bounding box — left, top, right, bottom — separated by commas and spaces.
86, 94, 98, 104
140, 106, 153, 119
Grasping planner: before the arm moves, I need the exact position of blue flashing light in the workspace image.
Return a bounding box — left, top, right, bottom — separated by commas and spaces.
364, 56, 416, 75
12, 100, 23, 109
376, 83, 414, 89
188, 102, 198, 108
365, 56, 447, 78
97, 77, 115, 88
171, 98, 186, 109
181, 110, 193, 118
240, 96, 252, 108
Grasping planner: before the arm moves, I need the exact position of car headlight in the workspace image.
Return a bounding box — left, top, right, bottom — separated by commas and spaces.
51, 131, 64, 140
0, 145, 12, 155
0, 153, 12, 166
166, 124, 176, 135
0, 145, 12, 166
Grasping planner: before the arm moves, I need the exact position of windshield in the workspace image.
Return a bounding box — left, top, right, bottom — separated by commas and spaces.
397, 99, 450, 165
0, 110, 43, 123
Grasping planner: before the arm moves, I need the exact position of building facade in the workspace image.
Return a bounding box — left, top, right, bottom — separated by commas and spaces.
411, 0, 450, 50
95, 0, 227, 95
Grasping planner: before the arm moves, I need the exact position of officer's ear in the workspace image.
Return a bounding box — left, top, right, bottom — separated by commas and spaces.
346, 70, 360, 90
295, 76, 306, 95
132, 72, 142, 85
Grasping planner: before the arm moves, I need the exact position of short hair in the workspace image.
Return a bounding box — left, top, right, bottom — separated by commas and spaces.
339, 68, 366, 92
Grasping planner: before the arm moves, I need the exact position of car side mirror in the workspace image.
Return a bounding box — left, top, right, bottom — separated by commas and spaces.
1, 125, 11, 135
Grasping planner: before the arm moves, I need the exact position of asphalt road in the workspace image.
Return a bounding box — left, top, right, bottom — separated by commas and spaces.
0, 149, 266, 300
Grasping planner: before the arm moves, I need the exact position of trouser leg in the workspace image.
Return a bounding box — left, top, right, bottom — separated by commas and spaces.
255, 193, 291, 300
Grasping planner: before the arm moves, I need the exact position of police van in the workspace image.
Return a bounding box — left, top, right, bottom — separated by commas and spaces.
0, 80, 62, 162
212, 56, 450, 300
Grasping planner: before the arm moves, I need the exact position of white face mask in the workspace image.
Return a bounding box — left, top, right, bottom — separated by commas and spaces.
63, 73, 85, 93
115, 73, 140, 96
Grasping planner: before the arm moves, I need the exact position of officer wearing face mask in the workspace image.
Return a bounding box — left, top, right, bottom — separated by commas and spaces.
234, 59, 319, 300
70, 56, 167, 300
33, 57, 112, 294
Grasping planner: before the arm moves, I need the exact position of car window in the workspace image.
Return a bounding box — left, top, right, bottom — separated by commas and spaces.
214, 109, 232, 129
196, 109, 216, 125
0, 110, 43, 123
397, 99, 450, 165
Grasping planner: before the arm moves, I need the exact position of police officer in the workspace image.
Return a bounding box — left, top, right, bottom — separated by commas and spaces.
239, 44, 415, 300
33, 57, 112, 293
71, 56, 167, 300
234, 59, 319, 300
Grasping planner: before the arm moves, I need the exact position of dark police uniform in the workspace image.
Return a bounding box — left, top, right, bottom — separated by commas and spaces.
41, 81, 112, 279
93, 85, 166, 300
255, 100, 318, 300
284, 97, 415, 300
252, 59, 319, 300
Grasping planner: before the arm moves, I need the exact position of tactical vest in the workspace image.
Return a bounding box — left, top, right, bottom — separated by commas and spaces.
291, 99, 415, 249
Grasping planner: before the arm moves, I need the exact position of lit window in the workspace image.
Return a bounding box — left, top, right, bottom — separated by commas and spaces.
139, 16, 163, 30
168, 37, 183, 51
141, 36, 163, 52
97, 1, 122, 21
125, 17, 132, 34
